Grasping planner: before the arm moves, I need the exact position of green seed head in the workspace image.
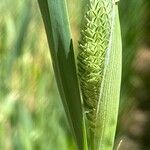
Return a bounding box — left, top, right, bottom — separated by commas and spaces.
78, 0, 114, 132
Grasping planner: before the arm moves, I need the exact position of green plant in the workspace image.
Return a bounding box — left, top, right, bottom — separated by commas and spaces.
38, 0, 122, 150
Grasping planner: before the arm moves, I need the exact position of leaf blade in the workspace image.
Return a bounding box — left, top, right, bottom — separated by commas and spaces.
94, 4, 122, 150
37, 0, 84, 150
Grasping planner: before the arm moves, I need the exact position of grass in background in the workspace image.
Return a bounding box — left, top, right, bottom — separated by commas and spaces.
0, 0, 75, 150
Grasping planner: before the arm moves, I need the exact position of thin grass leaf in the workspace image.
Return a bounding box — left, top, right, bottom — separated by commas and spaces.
37, 1, 84, 150
94, 5, 122, 150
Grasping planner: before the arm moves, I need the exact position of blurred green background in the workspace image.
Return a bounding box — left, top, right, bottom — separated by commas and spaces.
0, 0, 150, 150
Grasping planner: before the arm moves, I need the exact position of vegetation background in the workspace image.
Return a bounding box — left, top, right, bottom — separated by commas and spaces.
0, 0, 150, 150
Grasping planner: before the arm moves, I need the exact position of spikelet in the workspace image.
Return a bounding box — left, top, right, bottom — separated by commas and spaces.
77, 0, 114, 132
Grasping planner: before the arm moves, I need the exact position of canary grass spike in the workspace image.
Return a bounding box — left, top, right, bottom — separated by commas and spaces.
78, 0, 113, 132
78, 0, 121, 149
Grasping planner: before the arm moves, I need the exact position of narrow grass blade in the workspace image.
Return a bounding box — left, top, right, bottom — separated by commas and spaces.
94, 5, 122, 150
37, 1, 84, 149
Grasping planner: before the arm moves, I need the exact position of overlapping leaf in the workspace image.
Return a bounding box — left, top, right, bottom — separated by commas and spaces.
37, 1, 84, 150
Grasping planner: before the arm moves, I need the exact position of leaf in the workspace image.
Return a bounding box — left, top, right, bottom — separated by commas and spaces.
37, 0, 84, 150
94, 4, 122, 150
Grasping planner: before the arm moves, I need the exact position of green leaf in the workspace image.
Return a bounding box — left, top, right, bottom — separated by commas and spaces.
93, 5, 122, 150
37, 0, 84, 150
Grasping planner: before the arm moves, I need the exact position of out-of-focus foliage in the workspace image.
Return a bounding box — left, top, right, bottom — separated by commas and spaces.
119, 0, 143, 109
116, 0, 150, 149
0, 0, 77, 149
116, 0, 144, 135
